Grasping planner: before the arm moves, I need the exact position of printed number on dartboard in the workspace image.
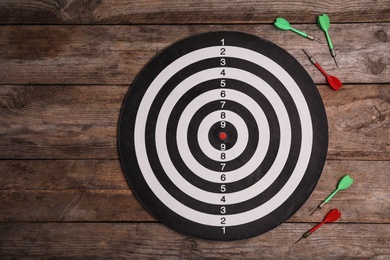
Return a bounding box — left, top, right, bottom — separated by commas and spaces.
220, 38, 227, 235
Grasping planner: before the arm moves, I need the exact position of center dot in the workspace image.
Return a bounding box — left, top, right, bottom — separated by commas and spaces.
219, 132, 227, 141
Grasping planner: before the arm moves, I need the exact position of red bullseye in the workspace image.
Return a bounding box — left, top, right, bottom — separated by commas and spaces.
219, 132, 227, 140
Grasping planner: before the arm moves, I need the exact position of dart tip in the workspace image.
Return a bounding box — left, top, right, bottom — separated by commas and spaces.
334, 57, 339, 68
306, 34, 323, 44
309, 207, 318, 216
294, 237, 304, 244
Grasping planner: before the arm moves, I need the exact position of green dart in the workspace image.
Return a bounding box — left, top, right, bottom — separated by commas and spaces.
318, 14, 339, 67
310, 175, 354, 216
274, 17, 323, 43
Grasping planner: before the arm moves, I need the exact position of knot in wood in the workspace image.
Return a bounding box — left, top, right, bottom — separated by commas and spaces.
369, 57, 387, 75
375, 30, 388, 42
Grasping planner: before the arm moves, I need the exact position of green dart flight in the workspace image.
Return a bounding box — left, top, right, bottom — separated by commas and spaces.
318, 14, 339, 67
310, 175, 354, 216
274, 17, 322, 43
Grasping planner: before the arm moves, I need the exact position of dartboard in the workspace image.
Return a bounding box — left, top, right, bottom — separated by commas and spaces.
118, 31, 328, 241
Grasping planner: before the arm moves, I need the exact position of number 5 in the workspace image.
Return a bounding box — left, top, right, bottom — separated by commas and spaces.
220, 79, 226, 87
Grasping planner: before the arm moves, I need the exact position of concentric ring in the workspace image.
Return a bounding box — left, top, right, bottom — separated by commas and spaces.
173, 86, 272, 183
197, 110, 248, 162
118, 31, 328, 241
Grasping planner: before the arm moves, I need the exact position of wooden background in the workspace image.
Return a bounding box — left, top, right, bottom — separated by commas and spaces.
0, 0, 389, 258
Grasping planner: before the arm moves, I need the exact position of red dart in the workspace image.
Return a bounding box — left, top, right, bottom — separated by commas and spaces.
302, 49, 342, 91
295, 209, 341, 244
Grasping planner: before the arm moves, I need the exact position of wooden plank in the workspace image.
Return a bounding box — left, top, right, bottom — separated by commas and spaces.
0, 124, 118, 159
0, 87, 117, 159
0, 85, 127, 125
0, 0, 389, 24
320, 85, 390, 160
0, 85, 126, 159
0, 160, 127, 190
0, 190, 155, 222
0, 85, 389, 160
0, 222, 389, 259
0, 24, 389, 85
0, 85, 126, 125
290, 160, 390, 222
0, 160, 389, 223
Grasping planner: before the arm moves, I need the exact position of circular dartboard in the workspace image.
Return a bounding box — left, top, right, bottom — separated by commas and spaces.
118, 31, 328, 241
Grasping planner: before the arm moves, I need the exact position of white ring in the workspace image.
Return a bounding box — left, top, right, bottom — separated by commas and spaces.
175, 87, 270, 182
134, 46, 313, 226
197, 110, 248, 162
157, 69, 288, 204
157, 70, 284, 204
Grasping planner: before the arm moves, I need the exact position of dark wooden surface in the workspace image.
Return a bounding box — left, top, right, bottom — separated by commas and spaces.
0, 1, 389, 258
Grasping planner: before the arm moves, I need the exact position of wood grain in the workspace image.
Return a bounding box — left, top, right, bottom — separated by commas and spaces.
0, 160, 388, 223
0, 24, 389, 85
1, 85, 389, 160
0, 160, 127, 190
320, 85, 390, 160
0, 223, 389, 259
0, 2, 389, 257
0, 0, 389, 24
0, 190, 155, 222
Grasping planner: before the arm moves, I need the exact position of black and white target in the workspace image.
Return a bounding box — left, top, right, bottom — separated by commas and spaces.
119, 31, 328, 241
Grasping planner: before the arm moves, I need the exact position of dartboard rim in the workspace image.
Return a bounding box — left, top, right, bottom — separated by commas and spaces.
118, 31, 328, 241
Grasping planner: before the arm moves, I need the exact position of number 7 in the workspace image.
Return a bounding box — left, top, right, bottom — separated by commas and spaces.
220, 163, 226, 171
